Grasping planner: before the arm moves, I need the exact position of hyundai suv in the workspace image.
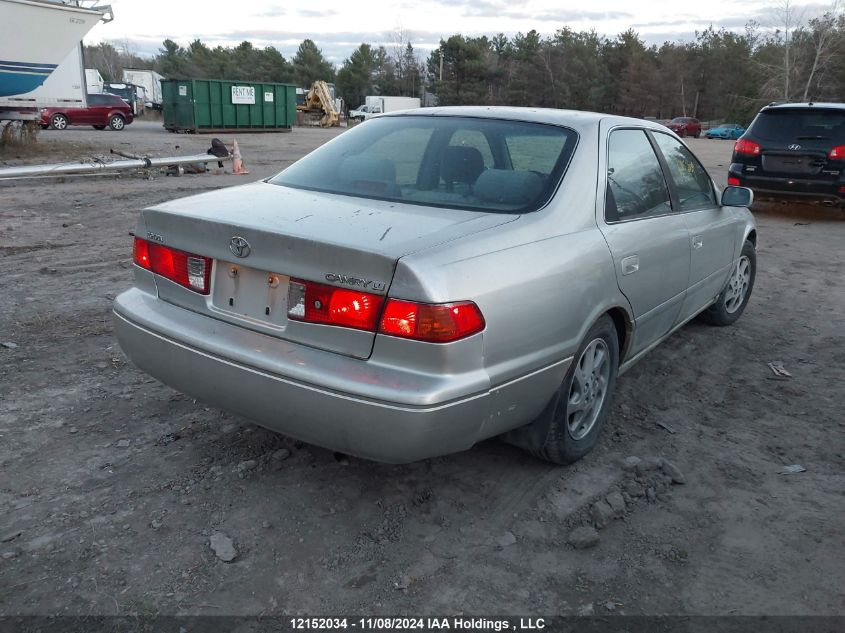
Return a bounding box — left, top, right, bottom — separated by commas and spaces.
728, 102, 845, 205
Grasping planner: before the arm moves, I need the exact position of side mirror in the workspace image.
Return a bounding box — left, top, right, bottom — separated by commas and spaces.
721, 185, 754, 207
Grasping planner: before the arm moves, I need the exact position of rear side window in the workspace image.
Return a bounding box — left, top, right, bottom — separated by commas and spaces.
652, 133, 716, 212
270, 116, 578, 213
605, 129, 672, 222
750, 109, 845, 141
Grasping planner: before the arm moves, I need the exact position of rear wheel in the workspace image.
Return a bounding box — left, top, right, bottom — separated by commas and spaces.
503, 316, 619, 464
109, 115, 125, 131
702, 240, 756, 326
50, 114, 68, 130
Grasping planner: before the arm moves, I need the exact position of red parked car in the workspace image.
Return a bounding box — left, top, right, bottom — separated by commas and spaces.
40, 93, 133, 131
666, 117, 701, 138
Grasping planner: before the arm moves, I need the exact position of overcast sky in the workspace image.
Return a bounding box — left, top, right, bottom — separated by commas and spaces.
85, 0, 834, 64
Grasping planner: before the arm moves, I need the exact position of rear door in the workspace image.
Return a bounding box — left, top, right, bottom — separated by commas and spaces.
651, 132, 738, 320
77, 94, 104, 125
598, 126, 691, 357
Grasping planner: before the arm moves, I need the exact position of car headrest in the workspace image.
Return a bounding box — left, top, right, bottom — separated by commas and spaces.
441, 146, 485, 187
474, 169, 544, 206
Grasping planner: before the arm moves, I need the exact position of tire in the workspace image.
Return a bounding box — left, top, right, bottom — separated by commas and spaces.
503, 315, 620, 464
109, 115, 125, 131
701, 240, 756, 326
93, 125, 106, 130
50, 114, 68, 130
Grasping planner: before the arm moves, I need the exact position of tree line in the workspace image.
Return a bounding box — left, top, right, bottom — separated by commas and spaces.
84, 6, 844, 123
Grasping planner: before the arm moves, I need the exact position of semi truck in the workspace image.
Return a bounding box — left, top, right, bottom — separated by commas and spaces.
122, 69, 164, 110
102, 82, 145, 116
349, 96, 420, 121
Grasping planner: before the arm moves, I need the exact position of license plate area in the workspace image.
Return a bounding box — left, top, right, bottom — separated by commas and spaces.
762, 154, 822, 175
211, 260, 289, 329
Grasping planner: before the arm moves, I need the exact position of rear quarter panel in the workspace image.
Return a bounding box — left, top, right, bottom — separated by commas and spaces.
391, 124, 632, 391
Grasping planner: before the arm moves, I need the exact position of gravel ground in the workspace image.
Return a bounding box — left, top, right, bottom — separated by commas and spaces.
0, 120, 843, 618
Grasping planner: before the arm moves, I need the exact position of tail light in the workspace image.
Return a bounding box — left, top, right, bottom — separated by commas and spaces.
829, 145, 845, 159
734, 139, 761, 156
287, 279, 384, 331
727, 176, 741, 186
286, 278, 485, 342
132, 237, 212, 294
379, 299, 485, 343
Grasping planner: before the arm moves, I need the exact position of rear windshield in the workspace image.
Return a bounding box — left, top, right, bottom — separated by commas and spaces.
750, 109, 845, 141
269, 116, 578, 213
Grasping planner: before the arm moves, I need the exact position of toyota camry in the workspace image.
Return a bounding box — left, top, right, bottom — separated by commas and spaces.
114, 107, 757, 464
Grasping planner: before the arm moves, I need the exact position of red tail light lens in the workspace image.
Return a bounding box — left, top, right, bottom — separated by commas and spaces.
132, 237, 212, 294
727, 176, 741, 186
379, 299, 485, 343
829, 145, 845, 159
287, 279, 384, 331
734, 139, 761, 156
133, 237, 150, 269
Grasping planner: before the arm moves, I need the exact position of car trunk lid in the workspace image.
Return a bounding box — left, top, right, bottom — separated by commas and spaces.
139, 181, 516, 358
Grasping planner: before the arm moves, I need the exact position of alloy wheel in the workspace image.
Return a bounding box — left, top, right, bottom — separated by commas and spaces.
567, 338, 611, 440
725, 255, 751, 313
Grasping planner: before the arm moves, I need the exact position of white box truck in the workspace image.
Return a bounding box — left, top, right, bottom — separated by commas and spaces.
0, 44, 86, 120
122, 69, 164, 110
349, 96, 420, 120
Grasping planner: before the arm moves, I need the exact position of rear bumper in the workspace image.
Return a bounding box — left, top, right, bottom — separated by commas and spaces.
729, 164, 845, 201
113, 288, 568, 463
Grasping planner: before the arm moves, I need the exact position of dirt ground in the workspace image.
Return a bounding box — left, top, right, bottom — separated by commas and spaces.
0, 121, 843, 620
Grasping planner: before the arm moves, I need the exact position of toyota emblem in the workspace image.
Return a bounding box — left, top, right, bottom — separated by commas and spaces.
229, 236, 251, 258
788, 144, 801, 151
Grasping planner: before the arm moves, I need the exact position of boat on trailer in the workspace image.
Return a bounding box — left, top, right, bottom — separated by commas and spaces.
0, 0, 112, 98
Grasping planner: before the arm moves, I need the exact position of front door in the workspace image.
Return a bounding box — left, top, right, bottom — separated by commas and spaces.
598, 127, 691, 357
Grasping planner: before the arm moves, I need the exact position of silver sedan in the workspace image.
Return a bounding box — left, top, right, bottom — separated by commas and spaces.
114, 107, 756, 464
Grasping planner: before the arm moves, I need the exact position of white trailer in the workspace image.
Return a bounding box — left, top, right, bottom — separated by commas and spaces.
85, 68, 104, 93
351, 95, 421, 120
0, 44, 86, 121
121, 69, 164, 110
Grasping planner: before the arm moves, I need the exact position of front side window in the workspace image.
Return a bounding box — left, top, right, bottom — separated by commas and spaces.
652, 133, 716, 212
605, 129, 672, 222
270, 116, 578, 213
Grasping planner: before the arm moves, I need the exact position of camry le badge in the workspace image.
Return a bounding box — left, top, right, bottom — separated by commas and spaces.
229, 236, 251, 258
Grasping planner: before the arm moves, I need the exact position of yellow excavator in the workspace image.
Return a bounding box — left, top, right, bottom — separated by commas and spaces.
297, 80, 339, 127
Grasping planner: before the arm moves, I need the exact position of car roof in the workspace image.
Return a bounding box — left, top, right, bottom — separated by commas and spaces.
380, 106, 671, 134
761, 102, 845, 111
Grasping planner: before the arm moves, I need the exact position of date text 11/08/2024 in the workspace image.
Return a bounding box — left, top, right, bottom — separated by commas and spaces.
290, 618, 547, 631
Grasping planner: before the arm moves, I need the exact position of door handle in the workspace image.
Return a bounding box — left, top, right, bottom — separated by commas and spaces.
692, 235, 703, 249
621, 255, 639, 275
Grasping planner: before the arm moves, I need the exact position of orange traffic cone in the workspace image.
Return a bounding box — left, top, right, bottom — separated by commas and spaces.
232, 139, 249, 175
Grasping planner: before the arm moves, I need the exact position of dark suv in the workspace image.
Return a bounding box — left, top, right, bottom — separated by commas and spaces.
728, 102, 845, 205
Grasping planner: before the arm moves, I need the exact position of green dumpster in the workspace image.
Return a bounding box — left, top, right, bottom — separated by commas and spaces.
162, 79, 297, 133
